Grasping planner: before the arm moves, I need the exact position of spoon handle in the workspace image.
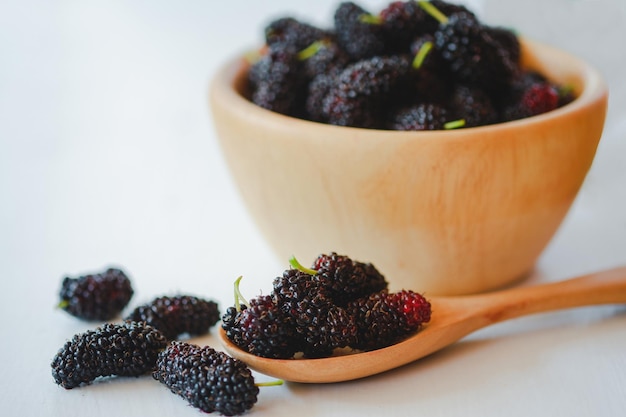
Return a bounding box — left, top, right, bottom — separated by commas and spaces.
457, 266, 626, 325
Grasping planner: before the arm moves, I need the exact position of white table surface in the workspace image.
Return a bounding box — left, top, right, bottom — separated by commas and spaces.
1, 1, 625, 416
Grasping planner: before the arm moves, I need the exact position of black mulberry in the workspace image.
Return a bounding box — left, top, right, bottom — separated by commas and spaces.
334, 2, 386, 60
322, 55, 413, 128
388, 103, 451, 130
248, 42, 307, 116
272, 267, 358, 357
502, 81, 560, 122
379, 0, 434, 52
125, 295, 220, 341
449, 84, 498, 127
306, 69, 341, 122
311, 252, 388, 306
221, 295, 300, 359
153, 341, 259, 416
433, 10, 518, 95
265, 17, 329, 51
51, 321, 167, 389
299, 39, 350, 79
348, 290, 431, 351
58, 267, 133, 321
409, 35, 453, 103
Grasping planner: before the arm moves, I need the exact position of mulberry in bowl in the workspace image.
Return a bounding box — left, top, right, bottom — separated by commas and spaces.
209, 6, 607, 295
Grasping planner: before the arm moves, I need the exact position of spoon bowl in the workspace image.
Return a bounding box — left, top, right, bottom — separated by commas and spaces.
219, 266, 626, 383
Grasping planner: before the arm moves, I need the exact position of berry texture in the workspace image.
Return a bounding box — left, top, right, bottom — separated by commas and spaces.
245, 1, 574, 129
58, 267, 133, 321
272, 268, 357, 358
433, 11, 518, 95
221, 295, 299, 359
334, 2, 386, 60
272, 269, 356, 358
380, 0, 432, 52
51, 321, 167, 389
306, 69, 341, 122
486, 26, 521, 64
265, 17, 329, 51
410, 35, 453, 103
248, 42, 306, 116
349, 290, 431, 350
153, 342, 258, 416
388, 103, 450, 130
450, 85, 498, 127
224, 254, 431, 359
322, 55, 412, 128
125, 295, 220, 341
300, 39, 350, 79
504, 83, 560, 121
311, 252, 388, 306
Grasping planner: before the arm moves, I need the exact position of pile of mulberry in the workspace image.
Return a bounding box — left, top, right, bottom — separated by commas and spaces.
223, 253, 431, 359
153, 341, 259, 416
58, 267, 133, 321
245, 0, 575, 129
125, 295, 220, 341
51, 321, 167, 389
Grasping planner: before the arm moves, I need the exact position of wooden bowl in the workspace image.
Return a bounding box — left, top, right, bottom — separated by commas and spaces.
209, 38, 608, 295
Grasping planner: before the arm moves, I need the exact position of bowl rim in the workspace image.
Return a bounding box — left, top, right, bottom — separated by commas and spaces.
210, 37, 608, 141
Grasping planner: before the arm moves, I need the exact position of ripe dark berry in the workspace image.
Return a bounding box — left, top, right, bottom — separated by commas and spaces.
433, 10, 518, 95
334, 2, 386, 60
153, 341, 259, 416
306, 69, 341, 122
300, 303, 357, 358
247, 42, 306, 116
51, 321, 167, 389
226, 254, 431, 359
245, 1, 574, 129
58, 267, 133, 321
221, 295, 300, 359
349, 290, 431, 351
299, 39, 350, 79
272, 268, 355, 357
322, 55, 412, 128
485, 26, 521, 64
388, 103, 451, 130
311, 252, 388, 306
265, 17, 329, 51
502, 82, 560, 121
380, 1, 433, 52
449, 84, 498, 127
410, 35, 453, 103
125, 295, 220, 341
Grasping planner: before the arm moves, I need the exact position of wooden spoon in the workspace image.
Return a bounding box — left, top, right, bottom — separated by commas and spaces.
218, 266, 626, 383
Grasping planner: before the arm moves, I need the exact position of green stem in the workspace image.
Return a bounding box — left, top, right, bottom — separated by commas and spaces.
234, 276, 249, 312
289, 256, 317, 275
256, 380, 284, 387
57, 300, 69, 309
558, 84, 575, 97
244, 49, 263, 65
417, 1, 449, 24
444, 119, 466, 130
412, 40, 434, 69
358, 13, 383, 25
297, 40, 326, 61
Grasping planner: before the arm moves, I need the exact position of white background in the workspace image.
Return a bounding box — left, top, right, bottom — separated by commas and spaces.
1, 0, 625, 416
